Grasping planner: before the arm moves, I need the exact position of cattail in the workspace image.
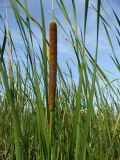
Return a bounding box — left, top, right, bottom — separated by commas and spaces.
48, 21, 57, 111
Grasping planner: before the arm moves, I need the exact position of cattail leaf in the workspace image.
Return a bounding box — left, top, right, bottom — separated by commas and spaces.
84, 0, 89, 38
0, 28, 7, 62
40, 0, 48, 112
103, 22, 115, 53
112, 9, 120, 27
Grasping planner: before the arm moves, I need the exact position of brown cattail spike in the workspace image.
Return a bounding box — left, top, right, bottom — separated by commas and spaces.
48, 21, 57, 111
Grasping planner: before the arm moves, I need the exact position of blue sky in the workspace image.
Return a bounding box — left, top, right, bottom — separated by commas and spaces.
0, 0, 120, 83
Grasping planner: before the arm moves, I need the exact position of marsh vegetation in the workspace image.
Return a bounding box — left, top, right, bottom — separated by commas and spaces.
0, 0, 120, 159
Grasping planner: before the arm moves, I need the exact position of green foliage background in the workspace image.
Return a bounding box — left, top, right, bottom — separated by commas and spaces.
0, 0, 120, 159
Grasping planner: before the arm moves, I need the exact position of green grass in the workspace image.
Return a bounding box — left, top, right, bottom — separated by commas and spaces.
0, 0, 120, 159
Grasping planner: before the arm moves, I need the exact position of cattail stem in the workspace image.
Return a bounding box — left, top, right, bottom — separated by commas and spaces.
52, 0, 54, 21
48, 21, 57, 111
